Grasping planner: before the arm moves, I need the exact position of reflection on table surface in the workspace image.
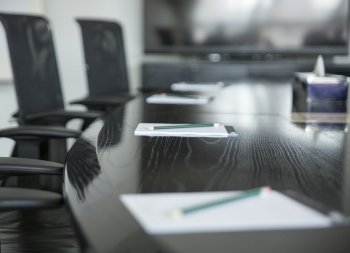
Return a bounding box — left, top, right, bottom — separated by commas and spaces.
64, 78, 350, 253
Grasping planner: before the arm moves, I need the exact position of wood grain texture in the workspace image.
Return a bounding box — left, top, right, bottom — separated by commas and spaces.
64, 80, 350, 253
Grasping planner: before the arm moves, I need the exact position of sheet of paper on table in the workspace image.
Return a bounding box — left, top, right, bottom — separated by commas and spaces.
120, 191, 337, 235
134, 123, 237, 137
171, 82, 224, 92
146, 94, 213, 104
280, 113, 350, 123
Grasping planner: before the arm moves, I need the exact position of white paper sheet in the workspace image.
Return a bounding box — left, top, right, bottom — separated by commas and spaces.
171, 82, 224, 92
120, 191, 333, 234
134, 123, 230, 137
280, 113, 350, 123
146, 94, 212, 104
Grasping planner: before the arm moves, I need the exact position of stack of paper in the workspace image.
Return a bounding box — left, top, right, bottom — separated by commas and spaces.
120, 191, 342, 235
171, 82, 224, 92
146, 94, 213, 104
134, 123, 237, 137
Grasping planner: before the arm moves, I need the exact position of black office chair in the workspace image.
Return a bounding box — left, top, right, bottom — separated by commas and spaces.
0, 157, 63, 193
0, 125, 80, 192
0, 157, 64, 250
0, 125, 80, 159
0, 13, 102, 169
71, 19, 133, 112
0, 157, 63, 209
0, 13, 101, 128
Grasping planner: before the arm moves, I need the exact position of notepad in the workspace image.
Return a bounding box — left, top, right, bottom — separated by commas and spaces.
120, 191, 345, 235
134, 123, 237, 137
171, 82, 224, 92
146, 94, 213, 104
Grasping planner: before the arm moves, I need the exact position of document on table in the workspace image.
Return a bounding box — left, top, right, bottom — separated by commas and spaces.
171, 82, 224, 92
120, 191, 346, 235
280, 113, 350, 123
146, 94, 213, 104
134, 123, 237, 137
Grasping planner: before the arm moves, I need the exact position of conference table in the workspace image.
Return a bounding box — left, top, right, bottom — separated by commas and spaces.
64, 77, 350, 253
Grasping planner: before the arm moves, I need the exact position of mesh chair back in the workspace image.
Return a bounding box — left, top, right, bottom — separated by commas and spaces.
0, 14, 64, 123
77, 19, 129, 95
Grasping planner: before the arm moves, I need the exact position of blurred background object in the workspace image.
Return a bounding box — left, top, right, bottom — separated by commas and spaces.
145, 0, 348, 55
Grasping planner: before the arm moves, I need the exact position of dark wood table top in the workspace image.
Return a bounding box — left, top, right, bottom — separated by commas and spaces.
64, 78, 350, 253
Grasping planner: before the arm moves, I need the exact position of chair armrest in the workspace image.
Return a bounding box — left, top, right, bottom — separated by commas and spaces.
0, 125, 80, 141
70, 95, 133, 107
0, 157, 63, 176
24, 109, 102, 125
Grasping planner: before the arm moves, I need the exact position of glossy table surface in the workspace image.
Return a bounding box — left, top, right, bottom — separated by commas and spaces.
64, 78, 350, 253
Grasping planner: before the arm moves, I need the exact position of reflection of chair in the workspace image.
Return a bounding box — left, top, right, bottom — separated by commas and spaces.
67, 107, 124, 200
71, 19, 133, 112
0, 13, 101, 129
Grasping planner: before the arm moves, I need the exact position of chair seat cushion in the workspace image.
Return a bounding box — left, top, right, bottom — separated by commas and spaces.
0, 188, 63, 211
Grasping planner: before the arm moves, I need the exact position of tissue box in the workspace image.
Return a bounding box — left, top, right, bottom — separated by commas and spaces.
306, 76, 348, 103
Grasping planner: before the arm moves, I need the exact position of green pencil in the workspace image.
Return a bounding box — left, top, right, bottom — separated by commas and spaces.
148, 123, 221, 130
170, 186, 272, 218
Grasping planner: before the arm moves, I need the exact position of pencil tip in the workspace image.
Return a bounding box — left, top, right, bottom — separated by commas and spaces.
260, 186, 272, 198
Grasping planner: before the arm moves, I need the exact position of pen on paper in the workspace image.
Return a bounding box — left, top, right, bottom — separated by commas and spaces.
170, 186, 271, 218
148, 123, 221, 130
